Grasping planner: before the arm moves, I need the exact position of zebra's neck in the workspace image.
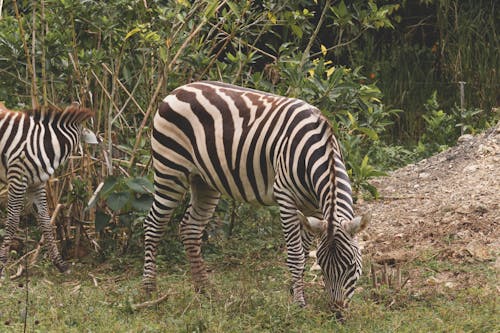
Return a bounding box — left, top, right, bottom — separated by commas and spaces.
319, 133, 354, 237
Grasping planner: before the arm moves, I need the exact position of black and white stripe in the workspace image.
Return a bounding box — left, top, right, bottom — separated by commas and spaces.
0, 103, 94, 275
143, 81, 369, 310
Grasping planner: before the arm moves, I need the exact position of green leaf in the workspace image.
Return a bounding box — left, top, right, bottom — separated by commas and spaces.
119, 214, 135, 228
107, 192, 131, 212
126, 177, 153, 194
130, 194, 154, 211
290, 24, 303, 39
101, 176, 120, 197
358, 127, 379, 141
362, 182, 379, 199
204, 0, 219, 19
227, 1, 240, 17
125, 27, 141, 41
95, 210, 111, 233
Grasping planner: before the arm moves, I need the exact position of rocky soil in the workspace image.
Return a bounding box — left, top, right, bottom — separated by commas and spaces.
356, 122, 499, 293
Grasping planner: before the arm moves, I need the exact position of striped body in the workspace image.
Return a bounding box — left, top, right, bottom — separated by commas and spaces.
144, 81, 368, 311
0, 103, 93, 275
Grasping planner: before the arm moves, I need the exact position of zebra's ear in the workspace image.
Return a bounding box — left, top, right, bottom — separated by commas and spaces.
297, 210, 327, 234
343, 212, 371, 236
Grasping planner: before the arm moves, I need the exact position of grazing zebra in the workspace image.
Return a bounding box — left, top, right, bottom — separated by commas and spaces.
143, 81, 370, 312
0, 103, 96, 276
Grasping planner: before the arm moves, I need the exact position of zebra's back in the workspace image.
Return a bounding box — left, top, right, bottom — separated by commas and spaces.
153, 81, 326, 206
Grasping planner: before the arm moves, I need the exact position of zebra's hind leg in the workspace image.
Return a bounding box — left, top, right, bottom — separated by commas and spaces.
142, 180, 185, 294
274, 188, 307, 307
180, 175, 220, 293
0, 178, 27, 278
31, 184, 68, 273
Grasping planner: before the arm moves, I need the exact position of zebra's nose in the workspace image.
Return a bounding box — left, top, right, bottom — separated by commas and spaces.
330, 300, 347, 312
330, 299, 347, 321
331, 299, 347, 309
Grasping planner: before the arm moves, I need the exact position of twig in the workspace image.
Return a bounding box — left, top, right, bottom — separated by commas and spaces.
7, 249, 37, 270
127, 73, 165, 172
299, 0, 331, 69
102, 63, 146, 116
309, 27, 369, 59
89, 273, 99, 287
131, 293, 172, 311
9, 264, 24, 280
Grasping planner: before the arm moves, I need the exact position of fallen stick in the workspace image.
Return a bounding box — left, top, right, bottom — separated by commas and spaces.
7, 249, 37, 270
131, 293, 172, 311
10, 264, 24, 280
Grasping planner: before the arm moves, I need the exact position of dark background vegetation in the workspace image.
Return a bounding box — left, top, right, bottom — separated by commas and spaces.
0, 0, 498, 272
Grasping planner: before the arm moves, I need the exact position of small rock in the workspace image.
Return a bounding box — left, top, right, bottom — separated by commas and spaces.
426, 276, 440, 285
465, 240, 494, 261
444, 281, 456, 288
418, 172, 430, 179
458, 134, 474, 143
463, 164, 479, 173
477, 144, 494, 155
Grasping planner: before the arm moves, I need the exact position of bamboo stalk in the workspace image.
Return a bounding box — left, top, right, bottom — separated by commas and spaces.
127, 73, 165, 172
12, 0, 38, 108
40, 0, 48, 108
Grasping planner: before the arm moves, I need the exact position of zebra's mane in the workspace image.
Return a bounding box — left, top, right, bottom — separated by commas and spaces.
327, 127, 337, 241
27, 104, 94, 123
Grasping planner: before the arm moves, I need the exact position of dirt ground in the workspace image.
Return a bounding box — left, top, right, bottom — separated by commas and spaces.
356, 122, 499, 293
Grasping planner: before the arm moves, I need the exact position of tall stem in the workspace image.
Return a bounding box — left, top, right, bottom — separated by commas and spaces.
12, 0, 38, 108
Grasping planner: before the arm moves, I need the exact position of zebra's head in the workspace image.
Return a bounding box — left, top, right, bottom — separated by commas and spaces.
60, 103, 98, 145
301, 212, 370, 315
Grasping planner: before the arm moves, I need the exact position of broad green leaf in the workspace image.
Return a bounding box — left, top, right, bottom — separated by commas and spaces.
101, 176, 120, 197
95, 210, 111, 233
126, 177, 153, 194
119, 214, 135, 228
131, 194, 154, 211
107, 192, 131, 212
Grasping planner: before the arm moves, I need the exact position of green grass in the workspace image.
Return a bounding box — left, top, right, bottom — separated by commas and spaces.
0, 245, 497, 333
0, 218, 497, 332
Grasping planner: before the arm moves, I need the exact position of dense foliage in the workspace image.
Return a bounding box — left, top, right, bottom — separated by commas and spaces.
0, 0, 498, 256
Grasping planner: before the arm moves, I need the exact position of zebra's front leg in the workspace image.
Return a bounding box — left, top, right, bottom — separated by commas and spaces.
32, 185, 68, 273
0, 180, 27, 278
180, 176, 220, 293
275, 192, 307, 307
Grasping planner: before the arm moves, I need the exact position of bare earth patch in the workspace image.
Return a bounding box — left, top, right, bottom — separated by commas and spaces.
356, 122, 499, 294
